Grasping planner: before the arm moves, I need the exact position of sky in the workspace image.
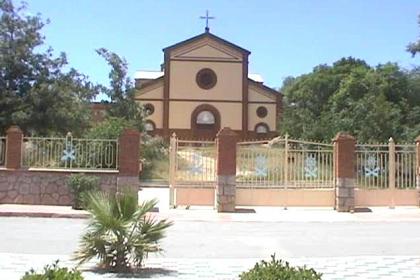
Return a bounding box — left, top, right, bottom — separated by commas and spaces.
23, 0, 420, 99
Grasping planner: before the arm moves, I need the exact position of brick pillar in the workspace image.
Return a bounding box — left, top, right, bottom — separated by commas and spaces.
117, 129, 140, 193
333, 132, 356, 212
216, 127, 238, 212
415, 136, 420, 207
5, 126, 23, 169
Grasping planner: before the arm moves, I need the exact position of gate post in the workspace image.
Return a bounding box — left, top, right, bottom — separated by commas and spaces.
6, 126, 23, 169
169, 133, 177, 207
415, 136, 420, 207
388, 138, 396, 208
333, 132, 356, 212
118, 129, 140, 195
216, 127, 238, 212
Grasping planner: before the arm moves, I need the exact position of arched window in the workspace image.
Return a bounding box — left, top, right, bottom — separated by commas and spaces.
144, 121, 155, 132
191, 104, 221, 139
196, 110, 215, 125
255, 123, 269, 134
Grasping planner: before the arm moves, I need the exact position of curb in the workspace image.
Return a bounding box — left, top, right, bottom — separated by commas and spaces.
0, 211, 89, 219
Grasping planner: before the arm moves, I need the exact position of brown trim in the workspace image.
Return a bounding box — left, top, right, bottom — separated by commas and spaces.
173, 42, 243, 61
276, 92, 283, 131
242, 53, 249, 139
137, 98, 277, 105
163, 32, 251, 55
137, 98, 238, 103
163, 52, 170, 137
171, 58, 242, 63
248, 101, 277, 104
190, 104, 221, 140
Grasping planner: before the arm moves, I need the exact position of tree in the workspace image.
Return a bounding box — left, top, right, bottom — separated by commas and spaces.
407, 15, 420, 57
96, 48, 145, 131
0, 0, 96, 136
280, 58, 419, 142
74, 189, 172, 272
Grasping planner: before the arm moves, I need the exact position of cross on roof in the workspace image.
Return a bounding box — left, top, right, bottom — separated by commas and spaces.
200, 10, 215, 33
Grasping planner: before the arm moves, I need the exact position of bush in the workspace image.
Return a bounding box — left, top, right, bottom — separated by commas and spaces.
73, 188, 173, 272
139, 135, 169, 180
21, 260, 84, 280
240, 255, 322, 280
67, 174, 99, 209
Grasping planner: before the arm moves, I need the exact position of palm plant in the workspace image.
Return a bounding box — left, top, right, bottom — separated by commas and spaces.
73, 189, 172, 272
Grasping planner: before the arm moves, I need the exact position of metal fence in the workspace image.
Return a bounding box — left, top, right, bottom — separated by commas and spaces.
22, 133, 119, 170
169, 135, 216, 187
237, 136, 335, 189
356, 139, 416, 189
0, 137, 5, 166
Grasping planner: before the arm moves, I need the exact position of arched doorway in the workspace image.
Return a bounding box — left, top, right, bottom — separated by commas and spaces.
191, 104, 221, 139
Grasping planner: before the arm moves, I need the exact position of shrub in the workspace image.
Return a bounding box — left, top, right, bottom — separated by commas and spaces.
73, 188, 173, 272
67, 174, 99, 209
21, 260, 84, 280
239, 255, 322, 280
139, 135, 169, 180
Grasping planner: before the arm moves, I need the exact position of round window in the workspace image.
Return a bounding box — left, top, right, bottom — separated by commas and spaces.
256, 106, 268, 118
196, 68, 217, 90
144, 103, 155, 115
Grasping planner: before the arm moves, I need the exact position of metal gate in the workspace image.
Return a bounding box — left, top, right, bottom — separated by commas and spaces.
169, 134, 217, 207
236, 136, 335, 207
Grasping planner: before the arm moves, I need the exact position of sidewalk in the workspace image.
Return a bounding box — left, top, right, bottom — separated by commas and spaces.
1, 253, 420, 280
1, 203, 420, 222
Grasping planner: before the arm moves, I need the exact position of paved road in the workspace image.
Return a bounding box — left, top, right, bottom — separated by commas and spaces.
1, 217, 420, 258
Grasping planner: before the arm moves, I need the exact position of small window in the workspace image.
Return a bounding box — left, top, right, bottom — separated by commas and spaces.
144, 121, 155, 132
144, 103, 155, 116
196, 111, 215, 124
256, 106, 268, 118
196, 68, 217, 90
255, 123, 269, 134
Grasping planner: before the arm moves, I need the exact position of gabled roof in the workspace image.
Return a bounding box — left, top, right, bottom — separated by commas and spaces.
248, 78, 282, 98
163, 31, 251, 56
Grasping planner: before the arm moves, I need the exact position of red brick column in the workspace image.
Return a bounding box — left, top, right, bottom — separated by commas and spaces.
333, 132, 356, 212
117, 129, 140, 193
415, 136, 420, 207
216, 127, 238, 212
5, 126, 23, 169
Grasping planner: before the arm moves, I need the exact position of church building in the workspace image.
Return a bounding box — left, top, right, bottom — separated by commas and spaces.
134, 28, 282, 140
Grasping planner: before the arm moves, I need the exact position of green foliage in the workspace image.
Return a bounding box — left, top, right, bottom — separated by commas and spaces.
140, 135, 169, 180
0, 0, 97, 136
86, 117, 136, 139
67, 174, 99, 209
240, 255, 322, 280
407, 15, 420, 57
74, 189, 173, 272
280, 57, 420, 142
96, 48, 145, 131
21, 260, 83, 280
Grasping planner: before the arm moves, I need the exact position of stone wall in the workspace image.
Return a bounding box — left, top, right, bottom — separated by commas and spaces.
0, 170, 118, 206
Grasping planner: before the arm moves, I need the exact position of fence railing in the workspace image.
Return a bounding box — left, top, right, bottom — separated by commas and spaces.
22, 133, 119, 170
0, 137, 5, 166
395, 144, 416, 189
236, 136, 335, 189
356, 139, 416, 189
356, 144, 389, 189
169, 136, 216, 187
